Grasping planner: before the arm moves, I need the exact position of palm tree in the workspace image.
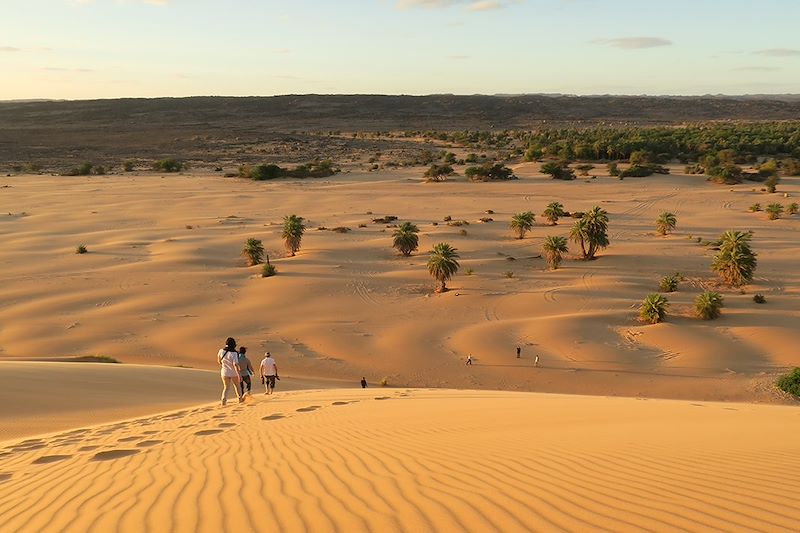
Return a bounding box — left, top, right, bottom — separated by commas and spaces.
639, 293, 669, 324
509, 211, 535, 239
570, 206, 609, 260
695, 291, 724, 320
542, 235, 569, 269
392, 222, 419, 256
242, 237, 264, 266
788, 203, 799, 215
427, 242, 460, 292
765, 203, 784, 220
282, 215, 306, 256
655, 212, 677, 236
542, 202, 565, 225
711, 230, 757, 287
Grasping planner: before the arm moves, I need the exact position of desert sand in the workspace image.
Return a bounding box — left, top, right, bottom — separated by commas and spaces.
2, 166, 798, 401
1, 378, 799, 532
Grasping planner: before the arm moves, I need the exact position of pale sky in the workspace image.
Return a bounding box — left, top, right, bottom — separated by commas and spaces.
2, 0, 799, 100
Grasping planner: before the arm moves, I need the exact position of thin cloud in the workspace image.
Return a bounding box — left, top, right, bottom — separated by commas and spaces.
0, 46, 21, 52
593, 37, 673, 49
754, 48, 800, 57
733, 66, 780, 72
397, 0, 513, 10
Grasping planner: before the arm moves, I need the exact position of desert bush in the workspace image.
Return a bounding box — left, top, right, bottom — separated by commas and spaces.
607, 162, 620, 176
707, 163, 742, 184
503, 271, 514, 278
479, 217, 493, 223
465, 268, 474, 276
76, 244, 88, 254
783, 159, 800, 176
380, 377, 389, 387
427, 242, 460, 292
695, 291, 724, 320
766, 203, 784, 220
242, 238, 264, 266
65, 162, 94, 176
619, 163, 670, 178
712, 230, 757, 286
656, 212, 677, 236
373, 216, 398, 224
443, 215, 452, 222
753, 293, 766, 304
424, 164, 455, 182
659, 274, 680, 293
282, 215, 306, 256
787, 203, 799, 215
261, 259, 277, 277
541, 161, 576, 180
153, 159, 184, 172
569, 206, 609, 260
765, 174, 780, 193
639, 293, 669, 324
250, 164, 283, 181
509, 211, 535, 239
392, 222, 419, 256
330, 227, 350, 233
465, 162, 516, 181
575, 164, 595, 176
122, 160, 135, 172
777, 368, 800, 398
542, 235, 568, 270
542, 202, 565, 225
749, 203, 762, 212
459, 229, 468, 236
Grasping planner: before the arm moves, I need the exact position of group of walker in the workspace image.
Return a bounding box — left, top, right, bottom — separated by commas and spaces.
217, 337, 279, 406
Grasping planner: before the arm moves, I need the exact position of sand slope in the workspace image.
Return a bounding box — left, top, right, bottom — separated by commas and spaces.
0, 362, 343, 439
1, 387, 798, 532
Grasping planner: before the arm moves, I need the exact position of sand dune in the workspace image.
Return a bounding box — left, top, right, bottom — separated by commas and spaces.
1, 169, 799, 401
1, 385, 798, 532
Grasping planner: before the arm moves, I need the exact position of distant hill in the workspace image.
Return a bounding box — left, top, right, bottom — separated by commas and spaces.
2, 94, 800, 169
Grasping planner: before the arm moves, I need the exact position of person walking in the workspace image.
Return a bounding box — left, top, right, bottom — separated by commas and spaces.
218, 337, 243, 406
535, 354, 540, 367
466, 354, 473, 366
516, 345, 521, 359
360, 377, 367, 389
260, 351, 279, 395
237, 346, 254, 397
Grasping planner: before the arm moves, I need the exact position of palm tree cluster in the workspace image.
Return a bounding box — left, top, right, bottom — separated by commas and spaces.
711, 230, 757, 287
282, 215, 306, 256
569, 206, 609, 260
509, 211, 535, 239
639, 294, 669, 324
542, 202, 565, 225
392, 222, 420, 256
427, 243, 460, 292
242, 237, 264, 266
655, 212, 677, 236
542, 236, 568, 270
695, 291, 724, 320
766, 203, 784, 220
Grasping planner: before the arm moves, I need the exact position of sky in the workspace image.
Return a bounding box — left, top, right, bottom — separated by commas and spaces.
2, 0, 799, 100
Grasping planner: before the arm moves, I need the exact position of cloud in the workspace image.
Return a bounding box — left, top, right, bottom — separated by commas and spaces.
0, 46, 21, 52
593, 37, 673, 49
754, 48, 800, 57
733, 66, 780, 72
397, 0, 512, 10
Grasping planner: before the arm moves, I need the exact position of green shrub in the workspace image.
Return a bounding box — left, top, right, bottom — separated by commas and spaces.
540, 161, 576, 180
122, 161, 135, 172
712, 230, 757, 286
659, 274, 679, 293
465, 162, 516, 181
424, 164, 455, 182
749, 203, 762, 212
251, 164, 283, 181
262, 262, 277, 277
695, 291, 724, 320
76, 244, 88, 254
503, 271, 514, 278
777, 368, 800, 398
153, 159, 184, 172
764, 174, 779, 193
753, 293, 766, 304
242, 238, 264, 266
639, 293, 669, 324
787, 203, 799, 215
766, 203, 784, 220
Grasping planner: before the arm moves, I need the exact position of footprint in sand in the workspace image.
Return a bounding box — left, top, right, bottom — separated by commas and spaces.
332, 401, 350, 406
136, 440, 163, 448
117, 436, 140, 442
218, 422, 236, 428
0, 473, 11, 482
296, 406, 321, 412
32, 455, 72, 465
194, 429, 224, 436
262, 414, 285, 421
13, 443, 47, 451
91, 449, 140, 461
211, 415, 227, 419
143, 430, 158, 435
78, 446, 101, 452
374, 397, 391, 401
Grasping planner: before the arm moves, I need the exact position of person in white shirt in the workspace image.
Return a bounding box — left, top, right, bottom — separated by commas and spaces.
218, 337, 243, 405
259, 352, 279, 395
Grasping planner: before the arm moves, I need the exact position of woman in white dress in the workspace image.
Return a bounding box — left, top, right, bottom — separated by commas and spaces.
218, 337, 243, 405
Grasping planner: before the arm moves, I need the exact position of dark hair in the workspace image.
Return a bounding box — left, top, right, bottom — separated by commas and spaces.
239, 346, 247, 354
225, 337, 236, 350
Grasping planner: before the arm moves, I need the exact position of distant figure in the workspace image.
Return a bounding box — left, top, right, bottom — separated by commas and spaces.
237, 346, 254, 396
466, 355, 473, 366
535, 354, 540, 367
218, 337, 243, 406
360, 377, 367, 389
260, 351, 279, 395
516, 346, 521, 359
